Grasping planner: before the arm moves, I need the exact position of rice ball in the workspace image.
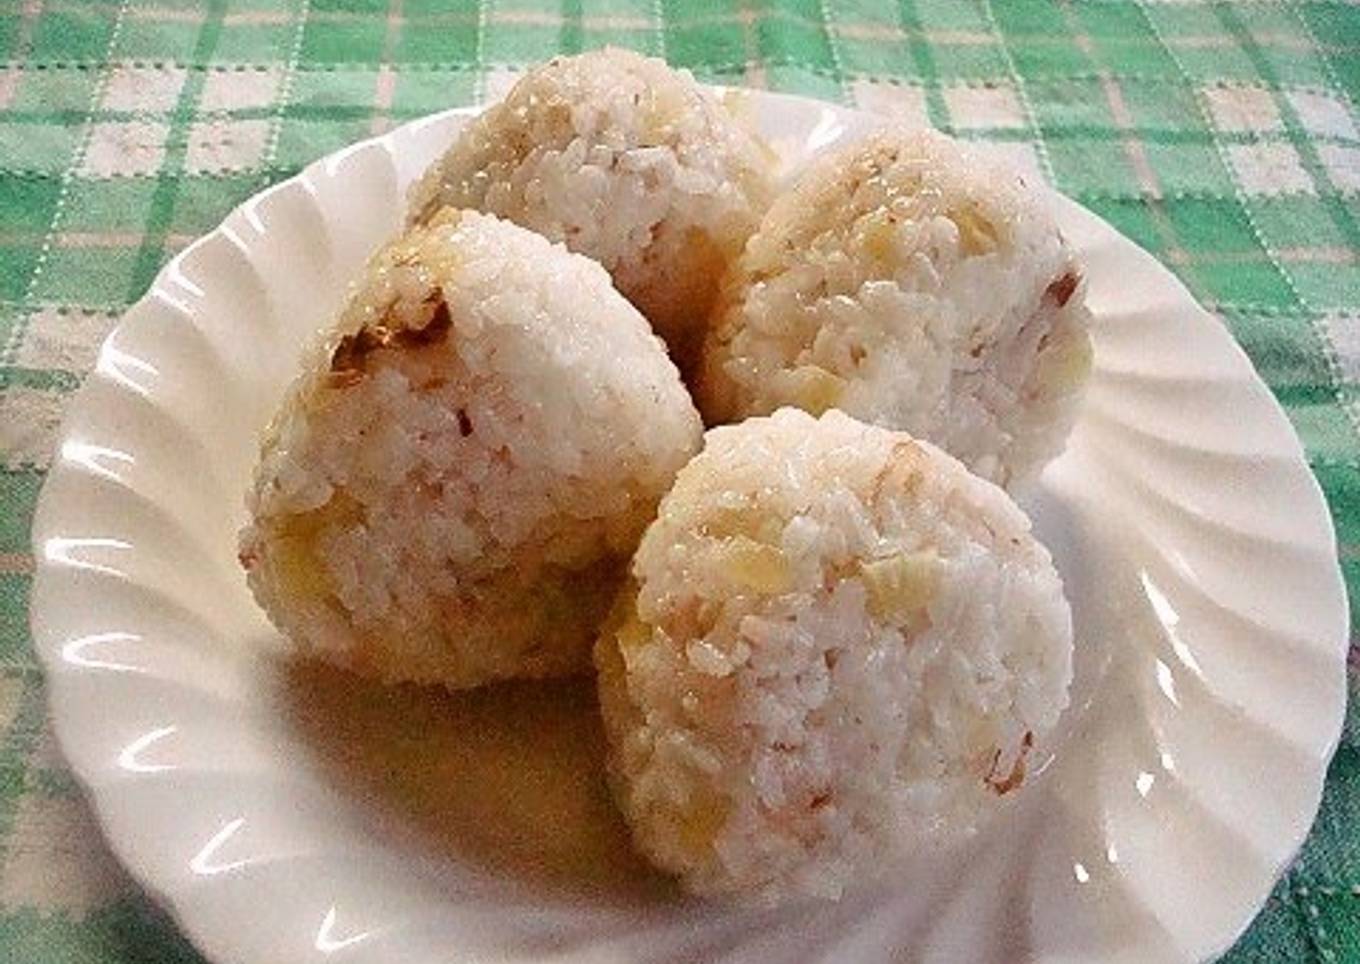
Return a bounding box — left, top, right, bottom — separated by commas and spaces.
408, 47, 776, 373
239, 209, 703, 689
698, 127, 1093, 488
595, 408, 1072, 903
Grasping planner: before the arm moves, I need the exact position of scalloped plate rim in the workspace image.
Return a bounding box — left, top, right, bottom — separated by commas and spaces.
29, 92, 1350, 964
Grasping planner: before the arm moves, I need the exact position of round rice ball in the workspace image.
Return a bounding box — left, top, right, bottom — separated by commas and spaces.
595, 408, 1072, 903
408, 47, 776, 373
239, 209, 703, 689
698, 127, 1093, 488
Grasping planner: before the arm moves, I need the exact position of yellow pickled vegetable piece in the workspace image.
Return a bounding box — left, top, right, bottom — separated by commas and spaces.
786, 365, 846, 416
951, 204, 1000, 256
1043, 326, 1094, 392
861, 212, 897, 263
860, 549, 942, 624
722, 536, 792, 594
276, 494, 362, 599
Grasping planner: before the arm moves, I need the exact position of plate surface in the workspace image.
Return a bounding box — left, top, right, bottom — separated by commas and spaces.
30, 91, 1349, 964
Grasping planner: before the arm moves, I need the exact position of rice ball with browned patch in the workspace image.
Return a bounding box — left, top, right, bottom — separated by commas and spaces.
595, 408, 1072, 903
698, 127, 1093, 488
240, 209, 703, 689
407, 47, 776, 373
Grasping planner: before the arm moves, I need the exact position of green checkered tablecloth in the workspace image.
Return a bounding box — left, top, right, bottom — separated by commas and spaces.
1, 0, 1357, 960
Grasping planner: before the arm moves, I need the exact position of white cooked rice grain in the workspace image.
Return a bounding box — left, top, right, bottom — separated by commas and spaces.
698, 126, 1093, 488
240, 209, 703, 689
596, 408, 1073, 903
408, 47, 776, 373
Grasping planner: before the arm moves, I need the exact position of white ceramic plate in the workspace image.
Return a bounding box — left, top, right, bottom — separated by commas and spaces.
30, 91, 1349, 964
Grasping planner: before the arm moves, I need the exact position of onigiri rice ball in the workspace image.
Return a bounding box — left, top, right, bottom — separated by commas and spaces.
408, 47, 776, 372
595, 408, 1072, 903
239, 209, 703, 689
698, 127, 1093, 488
